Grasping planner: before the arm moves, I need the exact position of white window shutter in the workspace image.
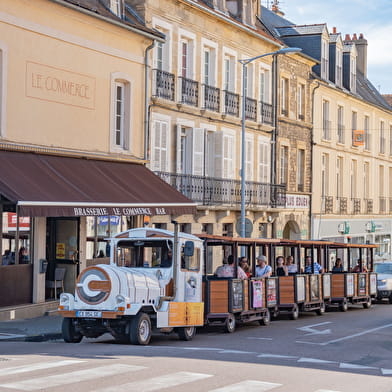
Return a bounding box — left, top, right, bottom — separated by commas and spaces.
151, 121, 160, 171
176, 124, 183, 174
192, 128, 205, 176
223, 134, 234, 179
161, 122, 168, 172
214, 131, 223, 178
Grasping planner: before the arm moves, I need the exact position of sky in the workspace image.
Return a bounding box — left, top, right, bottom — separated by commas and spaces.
263, 0, 392, 94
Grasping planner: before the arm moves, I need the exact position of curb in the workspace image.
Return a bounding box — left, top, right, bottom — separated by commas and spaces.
1, 333, 62, 342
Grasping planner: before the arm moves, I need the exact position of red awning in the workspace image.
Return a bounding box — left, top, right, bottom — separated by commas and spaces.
0, 151, 196, 217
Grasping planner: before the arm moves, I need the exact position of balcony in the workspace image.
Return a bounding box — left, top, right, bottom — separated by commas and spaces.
223, 90, 239, 117
260, 101, 273, 125
379, 197, 387, 214
351, 198, 361, 214
245, 97, 257, 121
202, 84, 220, 112
155, 172, 286, 208
322, 196, 333, 214
152, 69, 175, 101
364, 198, 373, 214
336, 197, 347, 214
178, 77, 199, 107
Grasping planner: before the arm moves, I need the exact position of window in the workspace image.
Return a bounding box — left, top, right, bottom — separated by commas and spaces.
223, 54, 235, 92
364, 162, 369, 199
178, 33, 195, 79
260, 68, 271, 104
203, 47, 211, 85
257, 137, 269, 183
110, 0, 122, 17
322, 100, 330, 140
181, 40, 189, 78
350, 160, 357, 198
321, 153, 329, 196
337, 106, 344, 144
321, 38, 329, 80
364, 115, 370, 150
297, 149, 305, 191
214, 130, 235, 179
244, 63, 254, 98
336, 157, 343, 197
111, 75, 131, 151
151, 120, 169, 172
279, 145, 288, 186
380, 121, 385, 154
297, 84, 305, 120
154, 28, 170, 72
245, 134, 254, 181
351, 111, 357, 146
281, 77, 289, 116
223, 133, 234, 178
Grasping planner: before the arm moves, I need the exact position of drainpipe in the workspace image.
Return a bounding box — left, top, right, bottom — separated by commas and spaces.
144, 41, 156, 162
311, 80, 321, 239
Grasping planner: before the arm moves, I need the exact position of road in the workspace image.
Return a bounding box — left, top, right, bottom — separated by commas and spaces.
0, 303, 391, 392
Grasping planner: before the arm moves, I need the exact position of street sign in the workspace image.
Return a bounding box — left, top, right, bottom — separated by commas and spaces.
236, 218, 253, 237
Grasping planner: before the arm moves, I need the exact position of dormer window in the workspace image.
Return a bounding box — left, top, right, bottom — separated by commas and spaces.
110, 0, 123, 18
350, 56, 356, 93
336, 47, 342, 87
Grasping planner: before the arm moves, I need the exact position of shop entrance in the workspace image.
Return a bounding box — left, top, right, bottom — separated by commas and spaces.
45, 217, 80, 300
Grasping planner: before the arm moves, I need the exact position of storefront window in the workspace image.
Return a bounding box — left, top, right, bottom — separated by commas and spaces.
55, 219, 78, 262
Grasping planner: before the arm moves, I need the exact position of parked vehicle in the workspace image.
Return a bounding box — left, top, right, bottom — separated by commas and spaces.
374, 262, 392, 303
58, 225, 377, 345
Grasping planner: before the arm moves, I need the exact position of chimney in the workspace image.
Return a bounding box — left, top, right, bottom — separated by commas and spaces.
271, 0, 285, 16
332, 27, 337, 34
352, 33, 358, 40
355, 33, 368, 77
345, 34, 351, 41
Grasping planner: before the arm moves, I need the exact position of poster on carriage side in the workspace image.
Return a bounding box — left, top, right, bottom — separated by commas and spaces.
358, 273, 367, 296
266, 278, 277, 306
230, 280, 243, 312
370, 273, 377, 295
346, 274, 354, 296
252, 280, 263, 308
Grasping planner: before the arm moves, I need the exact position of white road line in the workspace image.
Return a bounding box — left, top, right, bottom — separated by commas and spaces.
339, 363, 378, 370
218, 350, 256, 354
96, 371, 212, 392
209, 380, 282, 392
0, 333, 26, 340
0, 360, 84, 377
317, 323, 392, 345
257, 354, 297, 359
0, 364, 145, 391
381, 368, 392, 375
247, 337, 273, 340
298, 357, 337, 364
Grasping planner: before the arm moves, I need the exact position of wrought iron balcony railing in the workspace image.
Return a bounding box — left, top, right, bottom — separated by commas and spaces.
153, 69, 175, 101
260, 101, 273, 125
337, 196, 347, 214
379, 197, 387, 214
178, 77, 199, 107
155, 172, 286, 208
322, 196, 333, 214
351, 198, 361, 214
223, 90, 239, 117
364, 198, 373, 214
245, 97, 257, 121
202, 84, 220, 112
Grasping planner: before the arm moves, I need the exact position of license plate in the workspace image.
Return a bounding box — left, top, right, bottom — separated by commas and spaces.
76, 311, 102, 318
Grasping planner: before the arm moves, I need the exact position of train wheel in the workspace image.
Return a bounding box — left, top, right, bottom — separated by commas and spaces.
259, 309, 271, 326
290, 304, 299, 320
129, 313, 152, 345
62, 318, 83, 343
224, 313, 236, 333
363, 298, 372, 309
339, 300, 348, 312
316, 302, 326, 316
177, 326, 196, 341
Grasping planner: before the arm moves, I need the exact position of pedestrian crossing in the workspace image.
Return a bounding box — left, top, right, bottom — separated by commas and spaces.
0, 357, 347, 392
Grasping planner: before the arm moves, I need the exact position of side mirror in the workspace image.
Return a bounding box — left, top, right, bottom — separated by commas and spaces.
184, 241, 194, 257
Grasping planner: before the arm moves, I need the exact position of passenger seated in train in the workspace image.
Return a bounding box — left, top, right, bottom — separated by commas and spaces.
275, 256, 288, 276
255, 255, 272, 278
215, 255, 247, 279
303, 256, 324, 274
286, 255, 298, 275
239, 257, 251, 278
332, 258, 344, 273
351, 259, 368, 273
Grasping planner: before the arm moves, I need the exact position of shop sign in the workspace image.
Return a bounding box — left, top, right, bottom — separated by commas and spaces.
73, 207, 168, 216
352, 129, 365, 146
98, 216, 120, 226
338, 221, 350, 234
56, 243, 65, 259
285, 194, 309, 209
365, 221, 376, 233
7, 213, 30, 230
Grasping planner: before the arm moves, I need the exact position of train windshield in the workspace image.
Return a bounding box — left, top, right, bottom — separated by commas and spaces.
374, 263, 392, 274
115, 240, 173, 268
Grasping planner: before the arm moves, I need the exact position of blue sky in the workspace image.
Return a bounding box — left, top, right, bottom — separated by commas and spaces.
264, 0, 392, 94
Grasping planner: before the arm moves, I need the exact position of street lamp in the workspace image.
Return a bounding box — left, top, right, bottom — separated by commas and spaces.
238, 47, 302, 239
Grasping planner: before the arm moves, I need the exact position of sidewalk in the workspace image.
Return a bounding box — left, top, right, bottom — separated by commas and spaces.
0, 314, 63, 342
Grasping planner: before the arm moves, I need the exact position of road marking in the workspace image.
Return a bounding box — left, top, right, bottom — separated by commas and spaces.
298, 357, 337, 364
247, 337, 273, 340
0, 333, 26, 340
209, 380, 282, 392
182, 347, 221, 351
339, 363, 378, 370
320, 323, 392, 345
381, 368, 392, 375
97, 371, 212, 392
297, 322, 332, 336
218, 350, 256, 355
0, 364, 145, 391
257, 354, 297, 359
0, 360, 84, 376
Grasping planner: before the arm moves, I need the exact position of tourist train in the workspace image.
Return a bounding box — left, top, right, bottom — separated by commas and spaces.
58, 224, 377, 345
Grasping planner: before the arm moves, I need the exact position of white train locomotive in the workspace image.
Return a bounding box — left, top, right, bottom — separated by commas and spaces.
59, 226, 204, 345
